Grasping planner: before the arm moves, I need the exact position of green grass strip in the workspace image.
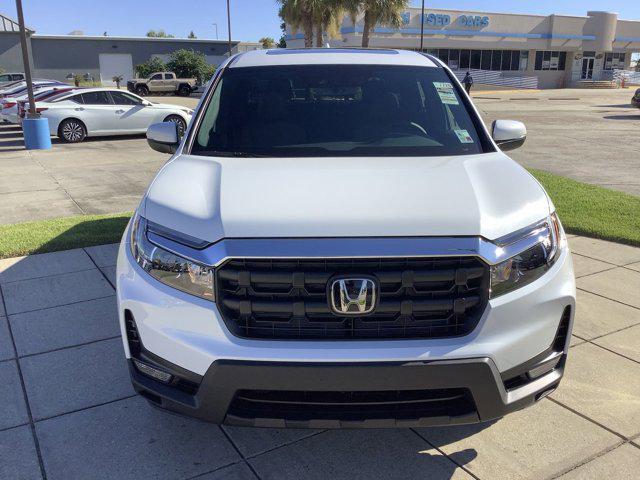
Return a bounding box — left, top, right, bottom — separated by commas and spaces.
529, 169, 640, 247
0, 213, 132, 259
0, 170, 638, 259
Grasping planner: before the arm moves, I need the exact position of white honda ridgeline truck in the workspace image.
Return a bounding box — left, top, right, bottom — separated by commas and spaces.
116, 49, 575, 428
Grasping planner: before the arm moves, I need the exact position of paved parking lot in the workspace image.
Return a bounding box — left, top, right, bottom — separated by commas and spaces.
1, 235, 639, 479
475, 88, 640, 196
0, 88, 639, 225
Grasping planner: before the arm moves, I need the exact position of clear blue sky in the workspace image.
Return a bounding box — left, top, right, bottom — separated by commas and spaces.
2, 0, 640, 42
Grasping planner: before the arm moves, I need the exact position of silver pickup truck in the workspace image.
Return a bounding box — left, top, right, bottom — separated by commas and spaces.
127, 72, 197, 97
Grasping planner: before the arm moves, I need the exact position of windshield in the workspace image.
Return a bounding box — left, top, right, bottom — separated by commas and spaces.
191, 64, 492, 157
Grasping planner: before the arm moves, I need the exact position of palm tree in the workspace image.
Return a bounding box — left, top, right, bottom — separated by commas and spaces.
277, 0, 314, 48
311, 0, 345, 47
278, 0, 345, 48
259, 36, 276, 49
344, 0, 409, 48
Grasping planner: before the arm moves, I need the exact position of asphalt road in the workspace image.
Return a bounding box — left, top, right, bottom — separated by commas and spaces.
0, 88, 638, 224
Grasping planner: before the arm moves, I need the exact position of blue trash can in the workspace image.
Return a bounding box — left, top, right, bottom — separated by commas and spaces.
22, 117, 52, 150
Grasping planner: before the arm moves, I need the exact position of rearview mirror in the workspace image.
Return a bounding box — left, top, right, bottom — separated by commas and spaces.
147, 122, 179, 154
491, 120, 526, 151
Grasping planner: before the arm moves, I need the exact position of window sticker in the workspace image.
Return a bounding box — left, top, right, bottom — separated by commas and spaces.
433, 82, 459, 105
454, 129, 474, 144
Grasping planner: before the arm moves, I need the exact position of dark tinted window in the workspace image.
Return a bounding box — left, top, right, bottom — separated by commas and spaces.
150, 74, 162, 80
110, 91, 141, 105
491, 50, 502, 71
558, 52, 566, 70
11, 74, 24, 81
459, 50, 470, 69
192, 65, 492, 158
66, 94, 83, 104
510, 51, 520, 71
80, 91, 112, 105
470, 50, 481, 69
535, 51, 543, 70
0, 75, 11, 82
501, 52, 511, 70
481, 50, 491, 70
163, 73, 174, 79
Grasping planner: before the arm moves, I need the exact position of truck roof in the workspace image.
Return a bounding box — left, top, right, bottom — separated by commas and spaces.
230, 48, 439, 69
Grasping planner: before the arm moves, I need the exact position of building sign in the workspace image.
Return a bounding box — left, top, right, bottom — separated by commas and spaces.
399, 11, 491, 28
457, 15, 490, 27
425, 13, 451, 26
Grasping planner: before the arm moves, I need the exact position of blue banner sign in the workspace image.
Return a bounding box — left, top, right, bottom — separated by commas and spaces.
403, 12, 490, 28
457, 15, 490, 27
425, 13, 451, 26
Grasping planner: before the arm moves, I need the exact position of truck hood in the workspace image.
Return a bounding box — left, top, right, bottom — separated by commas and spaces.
142, 152, 551, 244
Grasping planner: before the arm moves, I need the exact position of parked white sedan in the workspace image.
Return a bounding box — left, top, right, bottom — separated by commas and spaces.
40, 88, 193, 143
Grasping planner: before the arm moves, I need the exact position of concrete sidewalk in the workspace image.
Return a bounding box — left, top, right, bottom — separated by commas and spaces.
0, 236, 639, 479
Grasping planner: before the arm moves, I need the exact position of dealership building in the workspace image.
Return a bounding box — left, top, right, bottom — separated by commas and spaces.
0, 13, 260, 85
286, 8, 640, 89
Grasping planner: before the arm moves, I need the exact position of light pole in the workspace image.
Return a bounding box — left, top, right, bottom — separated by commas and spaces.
226, 0, 232, 57
15, 0, 36, 118
213, 23, 218, 40
15, 0, 50, 149
419, 0, 425, 52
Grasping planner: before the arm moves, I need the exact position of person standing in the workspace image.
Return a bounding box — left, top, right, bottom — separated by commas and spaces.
463, 71, 474, 94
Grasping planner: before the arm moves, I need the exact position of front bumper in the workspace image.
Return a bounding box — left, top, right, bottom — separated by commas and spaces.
128, 353, 565, 428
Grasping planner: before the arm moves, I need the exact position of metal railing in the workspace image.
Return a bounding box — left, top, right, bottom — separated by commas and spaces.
613, 70, 640, 86
453, 69, 538, 90
569, 69, 640, 86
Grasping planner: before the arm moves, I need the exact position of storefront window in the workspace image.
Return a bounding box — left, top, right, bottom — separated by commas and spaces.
448, 49, 460, 70
491, 50, 502, 71
534, 51, 567, 71
604, 52, 626, 70
470, 50, 481, 69
520, 51, 529, 70
460, 50, 470, 70
422, 49, 530, 72
481, 50, 492, 70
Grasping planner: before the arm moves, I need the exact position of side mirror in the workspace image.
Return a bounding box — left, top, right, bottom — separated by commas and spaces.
146, 122, 179, 154
492, 120, 526, 151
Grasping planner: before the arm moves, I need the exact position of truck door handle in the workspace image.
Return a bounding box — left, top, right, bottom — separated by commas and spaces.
74, 107, 84, 111
115, 109, 125, 114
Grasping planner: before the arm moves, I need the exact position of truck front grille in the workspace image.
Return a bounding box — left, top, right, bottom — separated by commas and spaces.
215, 256, 489, 340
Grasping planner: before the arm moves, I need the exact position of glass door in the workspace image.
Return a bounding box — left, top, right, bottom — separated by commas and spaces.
581, 57, 595, 80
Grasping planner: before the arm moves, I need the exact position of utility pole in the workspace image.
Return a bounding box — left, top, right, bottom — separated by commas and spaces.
213, 23, 218, 40
419, 0, 425, 52
226, 0, 232, 57
15, 0, 36, 118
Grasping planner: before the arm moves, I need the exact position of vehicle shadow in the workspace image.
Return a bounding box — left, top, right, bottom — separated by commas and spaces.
595, 104, 636, 108
49, 133, 147, 146
602, 114, 640, 120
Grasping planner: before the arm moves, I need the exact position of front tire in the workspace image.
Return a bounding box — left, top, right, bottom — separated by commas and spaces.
164, 115, 187, 137
135, 85, 149, 96
58, 119, 86, 143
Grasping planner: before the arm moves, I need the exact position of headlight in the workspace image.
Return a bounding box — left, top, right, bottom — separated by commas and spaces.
130, 215, 214, 300
490, 213, 564, 298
